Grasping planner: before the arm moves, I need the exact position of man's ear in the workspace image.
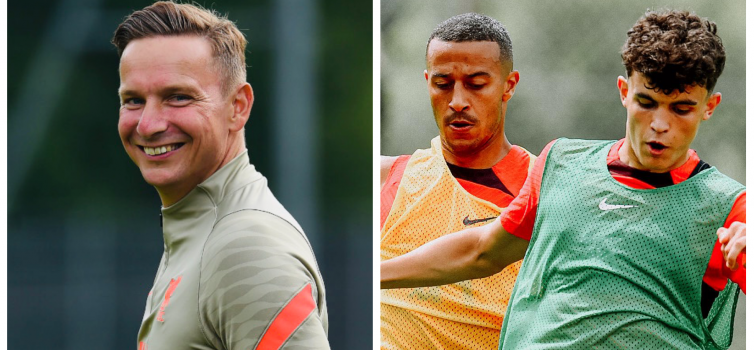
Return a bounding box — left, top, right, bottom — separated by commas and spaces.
230, 83, 253, 132
501, 70, 520, 102
617, 76, 629, 106
703, 92, 722, 121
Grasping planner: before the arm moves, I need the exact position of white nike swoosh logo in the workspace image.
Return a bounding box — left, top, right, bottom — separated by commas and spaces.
599, 197, 637, 210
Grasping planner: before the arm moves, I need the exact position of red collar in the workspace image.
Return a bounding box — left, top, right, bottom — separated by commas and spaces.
607, 139, 700, 184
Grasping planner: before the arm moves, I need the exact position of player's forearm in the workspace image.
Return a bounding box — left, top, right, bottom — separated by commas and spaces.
381, 220, 528, 289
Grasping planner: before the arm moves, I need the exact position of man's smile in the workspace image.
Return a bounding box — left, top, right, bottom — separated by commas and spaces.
139, 143, 185, 156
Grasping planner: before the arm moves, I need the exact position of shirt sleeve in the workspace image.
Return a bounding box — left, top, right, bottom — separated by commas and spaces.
703, 191, 746, 294
199, 210, 330, 350
380, 155, 410, 230
499, 140, 556, 240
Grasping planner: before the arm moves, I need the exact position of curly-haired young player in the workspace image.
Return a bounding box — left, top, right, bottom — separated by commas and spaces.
382, 10, 745, 349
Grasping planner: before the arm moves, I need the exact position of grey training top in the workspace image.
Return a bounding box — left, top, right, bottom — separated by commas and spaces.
137, 151, 329, 350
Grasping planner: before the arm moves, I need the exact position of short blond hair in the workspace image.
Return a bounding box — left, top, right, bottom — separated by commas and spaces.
112, 1, 247, 95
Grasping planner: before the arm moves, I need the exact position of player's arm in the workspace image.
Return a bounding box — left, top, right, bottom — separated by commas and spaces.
380, 140, 554, 289
200, 211, 330, 349
381, 219, 528, 289
707, 191, 746, 293
381, 155, 399, 189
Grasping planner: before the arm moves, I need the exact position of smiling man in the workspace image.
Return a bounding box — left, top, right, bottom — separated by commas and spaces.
380, 13, 535, 349
113, 2, 329, 349
382, 10, 746, 349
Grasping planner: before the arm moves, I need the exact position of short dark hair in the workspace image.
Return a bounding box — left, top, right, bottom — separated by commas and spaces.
426, 13, 513, 67
112, 1, 247, 95
621, 10, 725, 95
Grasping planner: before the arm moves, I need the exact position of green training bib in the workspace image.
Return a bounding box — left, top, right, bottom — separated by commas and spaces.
499, 139, 743, 350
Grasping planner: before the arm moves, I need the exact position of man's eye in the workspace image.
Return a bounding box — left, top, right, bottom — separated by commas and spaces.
169, 95, 193, 105
637, 99, 654, 108
467, 83, 485, 90
674, 107, 692, 115
122, 98, 145, 108
435, 83, 451, 89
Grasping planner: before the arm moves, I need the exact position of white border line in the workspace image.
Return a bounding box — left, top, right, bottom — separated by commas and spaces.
373, 0, 382, 348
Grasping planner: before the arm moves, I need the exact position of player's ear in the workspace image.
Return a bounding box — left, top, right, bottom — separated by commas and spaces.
617, 76, 629, 106
502, 70, 519, 102
424, 70, 429, 82
230, 83, 253, 132
702, 92, 721, 121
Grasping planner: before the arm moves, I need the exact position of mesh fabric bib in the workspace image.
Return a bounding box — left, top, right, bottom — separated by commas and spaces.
381, 137, 533, 349
499, 139, 744, 350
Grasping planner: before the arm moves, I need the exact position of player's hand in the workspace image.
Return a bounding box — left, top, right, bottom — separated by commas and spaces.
718, 221, 746, 270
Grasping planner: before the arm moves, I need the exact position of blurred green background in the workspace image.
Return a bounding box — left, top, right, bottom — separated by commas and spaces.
381, 1, 745, 349
8, 0, 371, 349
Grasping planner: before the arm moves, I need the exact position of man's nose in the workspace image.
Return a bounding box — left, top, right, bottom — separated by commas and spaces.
136, 100, 168, 137
448, 83, 470, 112
650, 109, 671, 133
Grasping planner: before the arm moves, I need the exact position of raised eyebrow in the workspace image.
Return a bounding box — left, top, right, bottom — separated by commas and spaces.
431, 73, 450, 79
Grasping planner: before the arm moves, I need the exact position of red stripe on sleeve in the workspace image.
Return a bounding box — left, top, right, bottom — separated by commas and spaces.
139, 341, 146, 350
256, 283, 317, 350
380, 155, 410, 229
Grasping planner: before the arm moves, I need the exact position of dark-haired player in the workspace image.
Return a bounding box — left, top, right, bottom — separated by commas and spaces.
382, 10, 745, 349
380, 13, 535, 349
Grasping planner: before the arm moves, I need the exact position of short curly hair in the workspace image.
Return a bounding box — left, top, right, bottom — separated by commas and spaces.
621, 10, 725, 95
426, 13, 513, 68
